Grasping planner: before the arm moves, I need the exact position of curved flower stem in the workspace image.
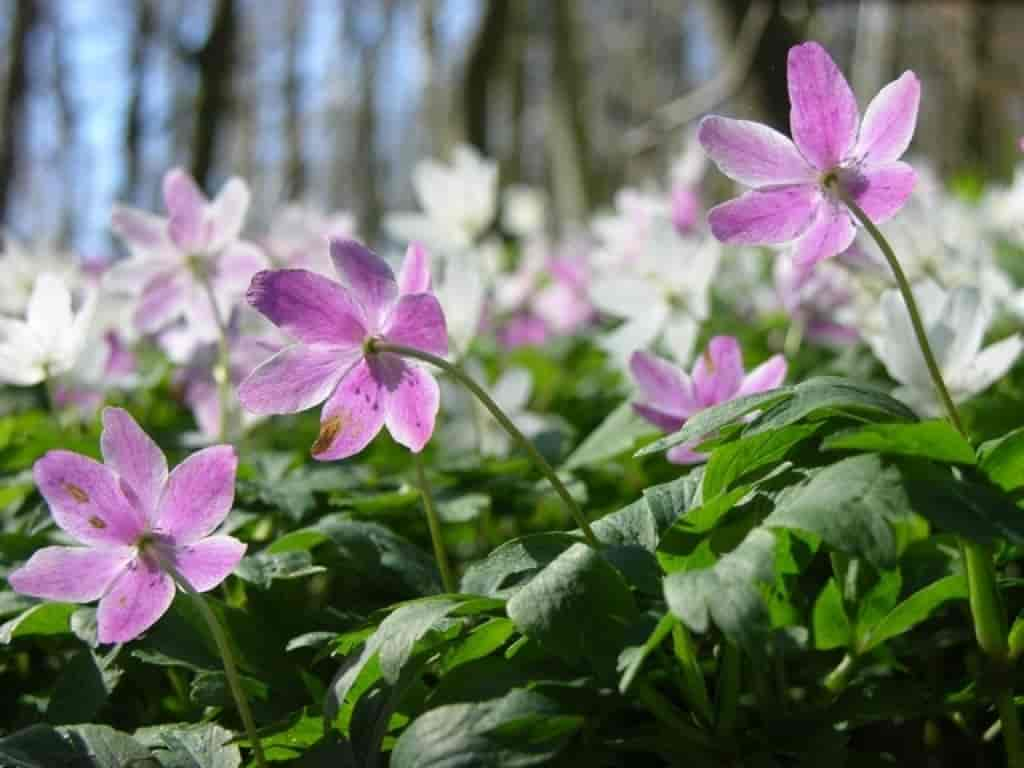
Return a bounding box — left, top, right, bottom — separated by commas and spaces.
197, 276, 233, 444
414, 452, 456, 593
370, 341, 600, 548
162, 561, 267, 768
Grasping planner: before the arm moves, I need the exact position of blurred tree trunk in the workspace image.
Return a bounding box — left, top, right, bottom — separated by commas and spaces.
122, 0, 156, 205
284, 0, 306, 199
500, 0, 527, 186
52, 4, 75, 244
191, 0, 236, 189
463, 0, 509, 155
419, 0, 448, 158
0, 0, 39, 229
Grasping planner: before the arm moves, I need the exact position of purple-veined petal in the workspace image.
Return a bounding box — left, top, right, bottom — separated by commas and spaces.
697, 116, 815, 187
154, 446, 237, 544
790, 201, 857, 269
163, 169, 208, 251
787, 42, 859, 170
101, 407, 168, 517
382, 294, 449, 356
854, 71, 920, 164
135, 270, 187, 333
629, 351, 693, 418
848, 161, 916, 224
9, 545, 134, 602
737, 354, 788, 397
398, 243, 432, 295
329, 238, 398, 327
246, 269, 367, 346
172, 535, 246, 592
667, 443, 707, 465
692, 336, 745, 405
633, 403, 685, 434
384, 362, 440, 453
311, 358, 388, 460
34, 451, 145, 546
215, 241, 269, 298
207, 177, 251, 251
707, 185, 819, 245
238, 343, 356, 415
96, 555, 175, 644
110, 206, 168, 251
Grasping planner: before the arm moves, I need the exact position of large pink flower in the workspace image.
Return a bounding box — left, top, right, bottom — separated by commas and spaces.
9, 408, 244, 644
239, 239, 448, 459
698, 42, 920, 268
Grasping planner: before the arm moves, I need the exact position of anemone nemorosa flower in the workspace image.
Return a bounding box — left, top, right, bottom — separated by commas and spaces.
630, 336, 787, 464
239, 239, 448, 459
698, 42, 920, 268
9, 408, 244, 644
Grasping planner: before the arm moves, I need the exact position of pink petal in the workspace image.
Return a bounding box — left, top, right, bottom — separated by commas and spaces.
398, 243, 432, 295
207, 177, 250, 251
163, 169, 208, 251
311, 358, 388, 461
101, 408, 168, 516
790, 201, 857, 269
110, 206, 167, 250
9, 546, 134, 602
697, 116, 815, 187
34, 451, 145, 546
215, 241, 269, 298
737, 354, 788, 397
96, 555, 175, 644
154, 446, 237, 544
848, 161, 916, 224
692, 336, 745, 405
629, 351, 693, 417
135, 270, 187, 333
707, 185, 819, 245
787, 42, 859, 170
238, 343, 356, 415
384, 362, 440, 453
382, 294, 448, 356
633, 403, 685, 434
854, 72, 920, 164
329, 238, 397, 327
171, 535, 246, 592
667, 443, 707, 465
246, 269, 367, 346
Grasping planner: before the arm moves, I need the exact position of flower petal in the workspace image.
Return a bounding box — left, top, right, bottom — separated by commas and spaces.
954, 335, 1024, 399
101, 407, 168, 516
633, 403, 685, 434
737, 354, 788, 397
34, 451, 145, 545
163, 169, 207, 251
207, 177, 251, 251
692, 336, 745, 405
697, 116, 815, 187
9, 546, 134, 602
27, 273, 73, 351
398, 243, 432, 295
384, 362, 440, 453
329, 238, 397, 326
110, 206, 167, 251
787, 41, 859, 170
629, 351, 693, 417
666, 443, 707, 465
155, 446, 237, 543
854, 71, 920, 164
96, 556, 175, 644
382, 294, 449, 356
790, 201, 856, 269
707, 185, 819, 245
135, 270, 188, 333
172, 535, 246, 592
849, 161, 916, 224
238, 343, 356, 415
215, 240, 269, 298
246, 269, 367, 346
311, 359, 388, 460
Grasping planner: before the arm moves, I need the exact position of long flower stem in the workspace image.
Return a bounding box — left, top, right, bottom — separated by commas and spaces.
414, 452, 456, 593
370, 341, 600, 548
198, 276, 233, 444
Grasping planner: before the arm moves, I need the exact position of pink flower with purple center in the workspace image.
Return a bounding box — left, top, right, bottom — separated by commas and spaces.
698, 42, 920, 269
9, 408, 245, 644
239, 239, 448, 459
630, 336, 787, 464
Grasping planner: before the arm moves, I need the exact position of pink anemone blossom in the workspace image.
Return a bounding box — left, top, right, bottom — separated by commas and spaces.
630, 336, 787, 464
239, 239, 448, 459
698, 42, 920, 269
9, 408, 244, 644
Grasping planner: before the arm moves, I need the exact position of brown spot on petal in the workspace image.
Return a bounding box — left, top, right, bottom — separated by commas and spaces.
312, 414, 345, 456
703, 350, 715, 374
118, 595, 127, 606
88, 515, 107, 529
63, 482, 89, 503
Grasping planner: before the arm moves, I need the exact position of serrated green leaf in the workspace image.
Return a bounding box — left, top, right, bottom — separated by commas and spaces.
823, 421, 975, 465
564, 401, 657, 469
134, 723, 241, 768
978, 427, 1024, 491
459, 533, 578, 597
0, 724, 156, 768
46, 648, 123, 725
439, 617, 517, 674
859, 573, 968, 653
0, 602, 77, 644
617, 613, 675, 694
812, 579, 852, 650
703, 423, 821, 498
233, 550, 327, 589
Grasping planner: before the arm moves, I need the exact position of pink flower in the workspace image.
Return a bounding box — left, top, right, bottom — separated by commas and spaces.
9, 408, 244, 644
698, 42, 920, 269
630, 337, 787, 464
239, 239, 448, 459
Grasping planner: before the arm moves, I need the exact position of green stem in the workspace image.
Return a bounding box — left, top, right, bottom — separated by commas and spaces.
823, 653, 856, 695
414, 453, 456, 593
997, 689, 1024, 768
198, 275, 233, 444
370, 341, 599, 548
962, 541, 1009, 659
633, 681, 717, 750
163, 561, 267, 768
672, 622, 713, 724
714, 642, 741, 736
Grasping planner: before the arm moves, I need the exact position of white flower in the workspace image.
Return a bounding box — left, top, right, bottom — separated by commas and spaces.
868, 281, 1023, 415
433, 246, 495, 359
0, 235, 82, 316
0, 273, 96, 386
502, 184, 547, 238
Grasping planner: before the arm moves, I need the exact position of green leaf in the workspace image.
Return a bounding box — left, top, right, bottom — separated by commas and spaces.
855, 569, 902, 644
663, 528, 776, 649
233, 550, 327, 589
656, 484, 755, 574
978, 427, 1024, 491
46, 648, 123, 725
617, 613, 675, 694
0, 724, 156, 768
460, 533, 578, 597
859, 573, 968, 653
564, 400, 657, 469
642, 469, 704, 529
812, 579, 852, 650
635, 388, 793, 457
438, 617, 517, 674
506, 543, 639, 669
703, 423, 821, 498
134, 723, 241, 768
236, 708, 323, 762
390, 689, 582, 768
822, 421, 976, 465
0, 602, 77, 644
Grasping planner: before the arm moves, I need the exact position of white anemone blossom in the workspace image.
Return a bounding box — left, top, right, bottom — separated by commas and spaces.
0, 272, 96, 386
868, 281, 1023, 415
0, 235, 82, 316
